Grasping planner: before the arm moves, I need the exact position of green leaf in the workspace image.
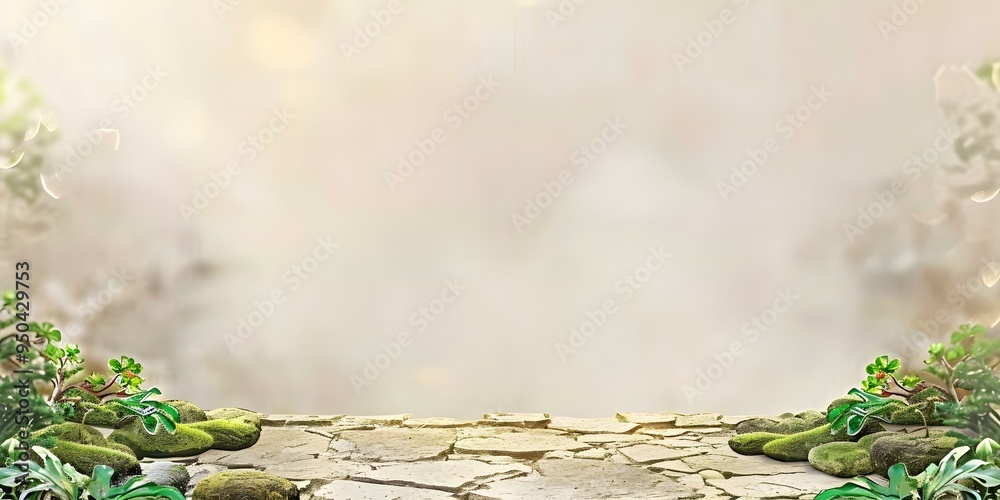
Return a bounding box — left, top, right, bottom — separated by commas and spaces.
886, 358, 901, 373
108, 358, 121, 372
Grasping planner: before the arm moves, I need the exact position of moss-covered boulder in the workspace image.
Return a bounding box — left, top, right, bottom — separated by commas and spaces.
108, 417, 214, 459
142, 461, 191, 491
192, 470, 299, 500
188, 416, 260, 450
32, 423, 107, 447
62, 387, 101, 404
67, 402, 127, 427
162, 400, 208, 423
808, 442, 875, 477
762, 423, 863, 462
858, 431, 898, 449
206, 408, 261, 430
889, 402, 944, 426
729, 432, 786, 455
735, 410, 827, 435
907, 387, 947, 404
869, 431, 959, 476
103, 441, 136, 458
47, 440, 141, 478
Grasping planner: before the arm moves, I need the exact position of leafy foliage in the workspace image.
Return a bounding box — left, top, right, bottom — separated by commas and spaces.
861, 356, 920, 396
817, 446, 1000, 500
828, 388, 897, 436
924, 324, 1000, 441
0, 443, 183, 500
110, 389, 180, 435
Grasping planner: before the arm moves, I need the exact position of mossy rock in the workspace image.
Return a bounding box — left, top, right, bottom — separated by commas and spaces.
206, 408, 261, 430
108, 417, 214, 459
68, 402, 127, 427
62, 387, 100, 404
826, 395, 863, 415
735, 411, 827, 435
808, 441, 875, 477
906, 387, 947, 404
729, 432, 785, 455
32, 423, 107, 447
889, 403, 944, 426
762, 423, 863, 462
869, 431, 959, 476
47, 440, 141, 478
857, 431, 898, 449
103, 441, 136, 458
142, 461, 191, 491
192, 470, 299, 500
188, 417, 260, 450
162, 400, 208, 423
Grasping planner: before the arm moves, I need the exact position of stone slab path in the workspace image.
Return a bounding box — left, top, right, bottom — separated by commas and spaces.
172, 412, 854, 499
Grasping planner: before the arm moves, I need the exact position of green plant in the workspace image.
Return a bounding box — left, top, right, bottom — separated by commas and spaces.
828, 388, 898, 437
0, 289, 178, 437
861, 356, 921, 397
0, 444, 183, 500
924, 324, 1000, 441
817, 446, 1000, 500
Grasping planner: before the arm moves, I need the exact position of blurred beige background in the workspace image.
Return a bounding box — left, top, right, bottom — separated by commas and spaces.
2, 0, 1000, 418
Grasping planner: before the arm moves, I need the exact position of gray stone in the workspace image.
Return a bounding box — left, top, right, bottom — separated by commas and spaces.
140, 462, 189, 491
349, 460, 532, 492
547, 417, 640, 434
466, 459, 700, 499
682, 452, 815, 476
313, 480, 452, 499
674, 414, 722, 427
403, 417, 475, 428
615, 412, 677, 425
264, 458, 371, 481
196, 427, 330, 467
335, 427, 456, 462
455, 429, 590, 458
576, 433, 654, 445
481, 413, 551, 428
618, 444, 703, 464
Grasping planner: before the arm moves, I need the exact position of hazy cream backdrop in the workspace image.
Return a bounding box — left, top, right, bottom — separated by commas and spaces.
2, 0, 998, 418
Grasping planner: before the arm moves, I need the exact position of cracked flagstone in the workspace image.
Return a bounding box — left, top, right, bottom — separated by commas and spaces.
180, 412, 866, 499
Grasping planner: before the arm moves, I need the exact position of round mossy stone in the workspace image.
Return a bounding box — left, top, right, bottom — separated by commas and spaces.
729, 432, 785, 455
869, 431, 959, 476
79, 403, 124, 427
188, 417, 261, 450
61, 387, 100, 404
162, 400, 208, 423
142, 461, 191, 491
192, 470, 299, 500
808, 442, 875, 477
47, 440, 141, 478
762, 424, 855, 462
857, 431, 898, 450
108, 417, 214, 459
889, 403, 943, 426
906, 387, 947, 404
32, 423, 107, 447
735, 412, 826, 435
206, 408, 261, 430
103, 441, 137, 458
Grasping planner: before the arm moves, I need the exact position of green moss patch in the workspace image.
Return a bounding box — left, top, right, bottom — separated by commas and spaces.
869, 431, 959, 476
728, 432, 785, 455
162, 400, 208, 423
808, 441, 875, 477
188, 417, 260, 450
108, 417, 214, 459
192, 470, 299, 500
762, 424, 855, 462
32, 423, 107, 447
48, 440, 141, 478
206, 408, 261, 430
